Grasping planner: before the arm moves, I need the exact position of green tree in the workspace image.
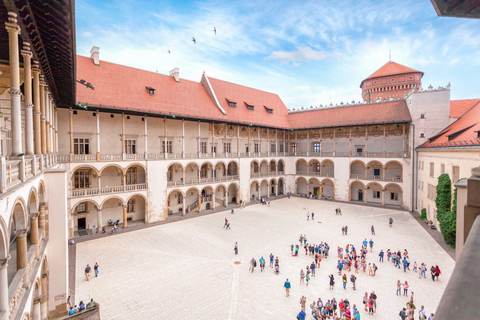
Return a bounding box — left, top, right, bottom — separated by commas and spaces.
420, 208, 427, 220
438, 210, 456, 248
452, 188, 457, 215
435, 174, 452, 218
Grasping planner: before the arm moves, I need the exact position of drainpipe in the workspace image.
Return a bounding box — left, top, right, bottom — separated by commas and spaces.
411, 123, 416, 212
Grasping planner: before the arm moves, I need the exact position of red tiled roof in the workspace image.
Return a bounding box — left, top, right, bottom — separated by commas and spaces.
204, 77, 291, 128
76, 55, 225, 120
361, 61, 423, 87
287, 100, 412, 129
419, 101, 480, 148
450, 99, 480, 118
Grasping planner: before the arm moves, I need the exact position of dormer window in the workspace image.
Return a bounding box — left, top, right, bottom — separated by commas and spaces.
420, 113, 426, 119
245, 103, 254, 111
145, 86, 155, 95
226, 99, 236, 108
264, 106, 273, 114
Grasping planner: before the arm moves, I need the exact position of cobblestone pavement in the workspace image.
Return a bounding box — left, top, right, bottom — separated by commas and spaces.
75, 198, 454, 320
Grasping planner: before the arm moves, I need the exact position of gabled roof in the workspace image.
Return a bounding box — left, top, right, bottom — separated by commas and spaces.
361, 61, 423, 88
76, 55, 224, 120
450, 99, 480, 118
207, 77, 291, 128
419, 101, 480, 149
287, 100, 411, 129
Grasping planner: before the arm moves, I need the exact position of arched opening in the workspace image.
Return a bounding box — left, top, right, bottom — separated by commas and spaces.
277, 160, 285, 174
250, 181, 259, 201
201, 186, 214, 210
385, 161, 403, 182
185, 163, 199, 184
72, 200, 100, 234
200, 162, 213, 181
167, 163, 184, 186
167, 190, 184, 215
260, 180, 269, 198
366, 182, 383, 205
250, 161, 259, 177
308, 159, 321, 176
269, 179, 276, 196
185, 187, 200, 213
296, 159, 307, 175
99, 165, 123, 190
72, 166, 99, 192
214, 162, 226, 181
260, 160, 268, 176
125, 194, 147, 225
269, 160, 276, 175
27, 188, 38, 215
101, 197, 125, 228
308, 178, 321, 197
350, 181, 366, 202
321, 160, 334, 177
296, 177, 307, 195
321, 179, 334, 199
227, 161, 238, 177
384, 183, 403, 207
278, 178, 284, 195
215, 185, 227, 208
125, 164, 146, 190
366, 161, 383, 180
350, 160, 366, 179
228, 183, 238, 204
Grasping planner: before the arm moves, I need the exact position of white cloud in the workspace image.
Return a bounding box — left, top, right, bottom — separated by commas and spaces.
267, 46, 328, 64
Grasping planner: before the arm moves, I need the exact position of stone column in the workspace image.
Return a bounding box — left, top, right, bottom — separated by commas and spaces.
122, 205, 128, 228
182, 119, 185, 158
349, 128, 352, 157
33, 62, 42, 154
40, 78, 47, 154
212, 191, 216, 209
45, 93, 51, 153
40, 272, 48, 319
0, 258, 9, 319
97, 210, 103, 229
182, 196, 186, 216
381, 190, 385, 206
122, 114, 126, 155
365, 126, 368, 155
69, 109, 74, 156
55, 109, 59, 153
30, 213, 39, 245
22, 43, 34, 155
96, 111, 100, 159
32, 298, 41, 320
144, 116, 148, 157
6, 12, 23, 156
383, 125, 386, 157
39, 205, 46, 228
198, 194, 202, 212
197, 121, 201, 156
333, 129, 336, 157
16, 229, 28, 269
364, 188, 368, 204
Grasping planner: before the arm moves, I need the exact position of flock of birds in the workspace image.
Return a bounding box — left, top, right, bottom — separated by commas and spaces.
167, 26, 216, 54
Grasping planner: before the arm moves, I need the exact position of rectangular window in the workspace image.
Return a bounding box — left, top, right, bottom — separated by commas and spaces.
246, 103, 254, 111
391, 192, 398, 201
429, 162, 434, 178
373, 191, 381, 199
254, 143, 259, 153
227, 99, 236, 108
125, 140, 136, 154
77, 203, 86, 213
177, 193, 183, 205
265, 107, 273, 114
291, 143, 297, 153
200, 142, 207, 153
356, 148, 363, 155
373, 168, 380, 176
420, 113, 426, 119
74, 138, 89, 155
127, 199, 136, 213
452, 165, 460, 183
419, 132, 425, 138
279, 143, 284, 152
441, 164, 445, 175
211, 146, 217, 153
224, 142, 231, 153
74, 171, 90, 189
126, 167, 137, 185
271, 143, 276, 152
313, 143, 321, 153
162, 140, 172, 154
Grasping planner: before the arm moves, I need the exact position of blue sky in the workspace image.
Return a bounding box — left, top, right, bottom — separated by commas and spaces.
76, 0, 480, 109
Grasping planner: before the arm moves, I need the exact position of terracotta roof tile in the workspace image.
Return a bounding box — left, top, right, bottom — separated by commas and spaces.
364, 61, 423, 81
419, 101, 480, 148
287, 100, 412, 129
450, 99, 480, 118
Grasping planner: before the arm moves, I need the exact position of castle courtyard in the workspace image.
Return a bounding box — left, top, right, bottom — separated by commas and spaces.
74, 198, 454, 320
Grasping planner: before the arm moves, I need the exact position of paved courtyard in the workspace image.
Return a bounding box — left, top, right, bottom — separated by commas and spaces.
74, 198, 454, 319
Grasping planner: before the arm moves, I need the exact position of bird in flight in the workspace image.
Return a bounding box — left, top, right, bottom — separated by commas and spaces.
192, 37, 196, 44
213, 26, 216, 35
167, 49, 171, 54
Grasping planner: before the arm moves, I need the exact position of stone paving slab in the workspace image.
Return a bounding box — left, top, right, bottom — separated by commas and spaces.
74, 198, 454, 320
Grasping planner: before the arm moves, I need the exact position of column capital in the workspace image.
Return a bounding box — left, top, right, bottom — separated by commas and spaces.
30, 212, 39, 219
5, 12, 20, 34
122, 205, 127, 209
0, 255, 11, 268
21, 43, 33, 57
17, 229, 28, 237
32, 61, 41, 73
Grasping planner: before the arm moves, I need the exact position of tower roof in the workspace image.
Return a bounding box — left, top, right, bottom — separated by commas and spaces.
361, 61, 423, 87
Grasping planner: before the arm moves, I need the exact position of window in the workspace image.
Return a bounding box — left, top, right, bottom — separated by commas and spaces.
356, 148, 363, 155
313, 143, 321, 153
125, 140, 136, 154
224, 142, 231, 153
226, 99, 236, 108
177, 193, 183, 205
427, 184, 437, 200
291, 143, 297, 153
391, 192, 398, 201
452, 166, 460, 183
429, 162, 434, 178
200, 142, 207, 153
264, 106, 273, 114
254, 143, 259, 153
77, 203, 86, 213
162, 140, 172, 154
246, 103, 254, 111
126, 167, 137, 185
74, 138, 89, 155
373, 191, 381, 199
419, 132, 425, 138
271, 143, 276, 152
441, 164, 445, 175
420, 113, 426, 119
74, 170, 90, 189
279, 143, 284, 152
373, 168, 380, 177
127, 199, 136, 213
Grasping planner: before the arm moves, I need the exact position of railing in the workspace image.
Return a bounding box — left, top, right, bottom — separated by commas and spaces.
187, 200, 198, 213
5, 160, 21, 187
350, 173, 366, 179
100, 154, 122, 161
167, 175, 239, 187
73, 154, 97, 161
296, 171, 334, 177
70, 183, 147, 197
215, 197, 225, 205
125, 153, 146, 160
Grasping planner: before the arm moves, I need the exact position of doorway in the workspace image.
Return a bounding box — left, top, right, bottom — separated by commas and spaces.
358, 190, 363, 201
78, 217, 86, 230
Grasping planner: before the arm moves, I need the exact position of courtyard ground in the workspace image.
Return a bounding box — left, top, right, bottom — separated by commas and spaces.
74, 198, 454, 319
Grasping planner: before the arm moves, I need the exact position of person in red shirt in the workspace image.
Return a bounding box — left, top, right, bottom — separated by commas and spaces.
339, 299, 346, 318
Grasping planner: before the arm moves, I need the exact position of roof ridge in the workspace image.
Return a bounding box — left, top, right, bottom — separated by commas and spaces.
208, 76, 281, 97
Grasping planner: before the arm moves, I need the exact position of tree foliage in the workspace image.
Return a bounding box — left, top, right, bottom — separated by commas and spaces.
420, 208, 427, 220
435, 174, 456, 248
435, 174, 452, 216
452, 188, 457, 215
438, 210, 456, 248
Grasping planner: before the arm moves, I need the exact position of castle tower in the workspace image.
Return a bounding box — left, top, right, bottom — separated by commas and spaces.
360, 61, 423, 102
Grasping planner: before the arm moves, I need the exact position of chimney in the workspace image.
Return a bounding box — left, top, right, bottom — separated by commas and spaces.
169, 68, 179, 82
90, 46, 100, 66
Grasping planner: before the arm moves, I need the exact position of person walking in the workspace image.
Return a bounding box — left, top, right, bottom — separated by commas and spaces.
226, 221, 231, 230
300, 269, 305, 285
379, 250, 384, 262
403, 281, 409, 296
367, 296, 374, 315
419, 306, 426, 320
94, 262, 99, 277
312, 212, 314, 220
371, 225, 375, 235
371, 291, 377, 313
307, 211, 310, 220
396, 280, 402, 296
389, 217, 393, 227
369, 239, 374, 252
329, 274, 335, 290
297, 308, 306, 320
284, 278, 291, 297
259, 256, 265, 272
250, 258, 256, 272
345, 225, 348, 235
342, 274, 347, 289
85, 264, 91, 281
350, 274, 356, 290
234, 242, 238, 255
269, 253, 274, 267
399, 308, 407, 320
